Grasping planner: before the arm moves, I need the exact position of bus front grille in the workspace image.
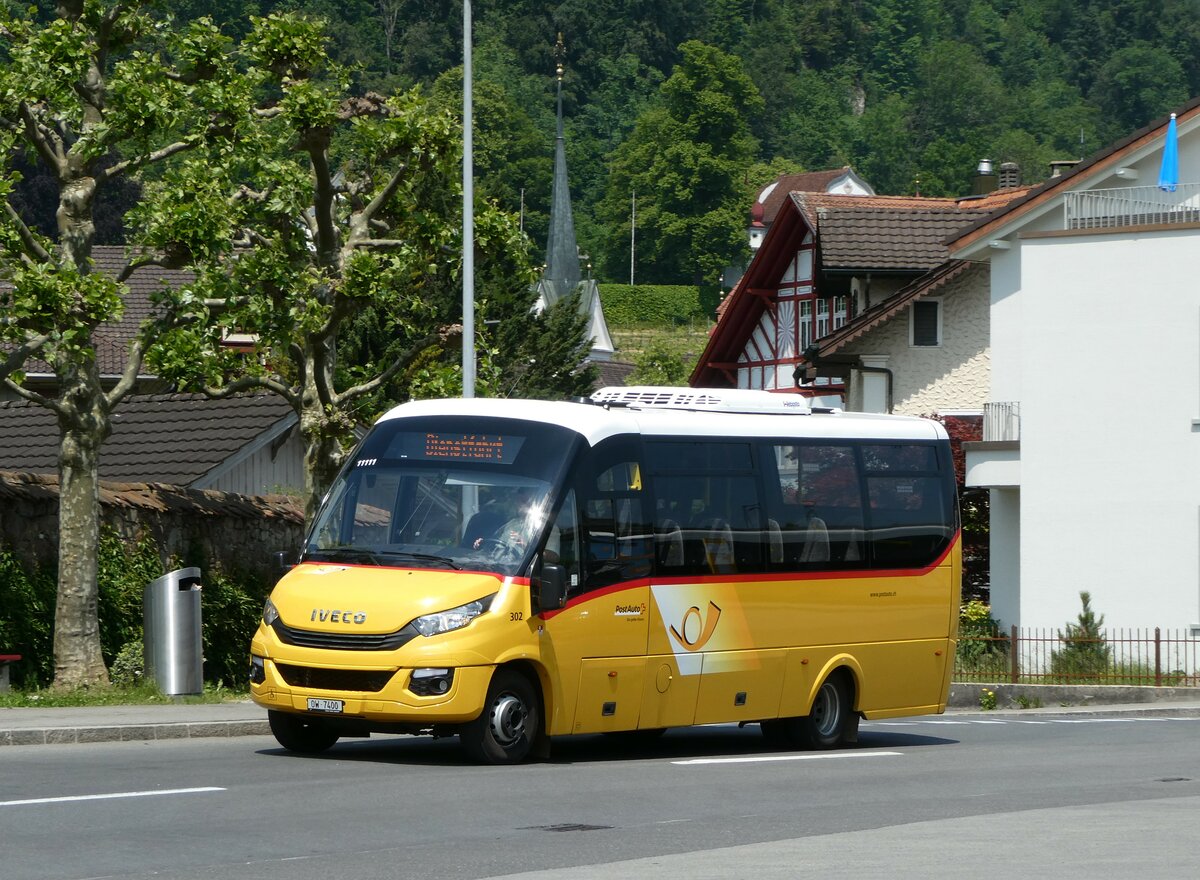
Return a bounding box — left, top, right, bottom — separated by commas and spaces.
271, 619, 418, 651
275, 664, 396, 693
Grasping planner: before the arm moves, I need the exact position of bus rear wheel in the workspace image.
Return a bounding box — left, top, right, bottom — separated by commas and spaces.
268, 710, 340, 754
761, 672, 853, 750
461, 669, 540, 764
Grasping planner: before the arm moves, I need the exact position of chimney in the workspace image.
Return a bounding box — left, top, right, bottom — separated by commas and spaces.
972, 158, 998, 195
998, 162, 1021, 189
1049, 160, 1079, 178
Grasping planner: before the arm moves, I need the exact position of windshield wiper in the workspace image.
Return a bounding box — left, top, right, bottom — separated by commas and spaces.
375, 550, 462, 570
306, 547, 386, 565
305, 547, 460, 570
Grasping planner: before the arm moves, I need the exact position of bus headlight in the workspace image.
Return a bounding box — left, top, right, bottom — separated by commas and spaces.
263, 598, 280, 626
412, 595, 495, 637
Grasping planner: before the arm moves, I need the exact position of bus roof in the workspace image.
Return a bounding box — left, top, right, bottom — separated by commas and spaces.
378, 388, 949, 446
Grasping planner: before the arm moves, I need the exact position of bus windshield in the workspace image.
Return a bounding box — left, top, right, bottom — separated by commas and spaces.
303, 416, 580, 577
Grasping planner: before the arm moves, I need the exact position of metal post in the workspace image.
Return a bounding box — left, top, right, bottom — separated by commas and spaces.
630, 190, 636, 286
461, 0, 475, 399
1010, 625, 1019, 684
1155, 627, 1162, 687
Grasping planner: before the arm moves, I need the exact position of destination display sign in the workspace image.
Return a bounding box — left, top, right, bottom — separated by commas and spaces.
384, 431, 525, 464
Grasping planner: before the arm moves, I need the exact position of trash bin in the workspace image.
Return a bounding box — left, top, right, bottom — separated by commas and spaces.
143, 567, 203, 695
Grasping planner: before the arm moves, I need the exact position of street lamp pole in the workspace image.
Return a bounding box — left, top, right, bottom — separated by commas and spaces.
461, 0, 475, 398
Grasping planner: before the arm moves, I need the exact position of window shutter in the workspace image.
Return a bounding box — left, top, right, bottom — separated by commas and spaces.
912, 301, 940, 346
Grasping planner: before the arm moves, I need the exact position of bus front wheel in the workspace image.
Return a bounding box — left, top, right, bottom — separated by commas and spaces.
461, 669, 540, 764
268, 710, 340, 754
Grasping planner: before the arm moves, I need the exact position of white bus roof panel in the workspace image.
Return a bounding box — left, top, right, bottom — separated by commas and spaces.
379, 390, 948, 446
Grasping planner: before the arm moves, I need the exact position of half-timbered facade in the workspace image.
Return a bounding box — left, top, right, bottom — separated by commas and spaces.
693, 192, 992, 406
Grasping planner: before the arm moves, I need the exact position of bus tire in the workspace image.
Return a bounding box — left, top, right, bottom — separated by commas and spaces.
795, 672, 852, 749
268, 710, 340, 754
461, 669, 540, 764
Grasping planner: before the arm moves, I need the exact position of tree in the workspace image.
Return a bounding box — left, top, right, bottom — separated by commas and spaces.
0, 3, 252, 687
1089, 42, 1188, 143
143, 13, 594, 521
1051, 590, 1111, 680
597, 41, 762, 285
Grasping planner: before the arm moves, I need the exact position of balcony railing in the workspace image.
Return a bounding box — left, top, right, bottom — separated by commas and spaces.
1063, 183, 1200, 230
982, 401, 1019, 442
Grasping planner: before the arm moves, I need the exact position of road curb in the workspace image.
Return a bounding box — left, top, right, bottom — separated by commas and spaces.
0, 719, 270, 747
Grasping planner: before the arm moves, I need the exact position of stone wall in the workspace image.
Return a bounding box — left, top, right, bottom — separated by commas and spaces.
0, 471, 305, 581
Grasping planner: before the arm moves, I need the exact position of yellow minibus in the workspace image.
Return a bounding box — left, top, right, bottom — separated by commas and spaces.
249, 387, 961, 762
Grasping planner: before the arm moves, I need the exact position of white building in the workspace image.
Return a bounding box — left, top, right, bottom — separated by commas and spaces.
952, 100, 1200, 633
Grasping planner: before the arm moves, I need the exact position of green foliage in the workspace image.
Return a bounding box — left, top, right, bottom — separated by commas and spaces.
96, 528, 164, 668
109, 639, 145, 687
0, 545, 56, 688
0, 534, 266, 692
1051, 591, 1112, 680
200, 566, 270, 689
956, 599, 1009, 678
597, 41, 762, 285
979, 687, 996, 710
628, 338, 694, 386
599, 284, 704, 326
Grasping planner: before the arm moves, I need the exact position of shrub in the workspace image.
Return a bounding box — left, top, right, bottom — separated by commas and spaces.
1050, 591, 1111, 681
598, 284, 704, 325
97, 529, 164, 668
0, 545, 56, 688
200, 565, 270, 689
110, 639, 145, 687
956, 599, 1008, 677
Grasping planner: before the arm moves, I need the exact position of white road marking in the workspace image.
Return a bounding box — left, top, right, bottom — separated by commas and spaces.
674, 751, 902, 766
0, 786, 225, 807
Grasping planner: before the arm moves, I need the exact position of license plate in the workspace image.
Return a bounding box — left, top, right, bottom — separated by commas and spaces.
306, 698, 344, 714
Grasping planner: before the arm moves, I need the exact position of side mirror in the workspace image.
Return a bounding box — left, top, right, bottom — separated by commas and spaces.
534, 562, 567, 611
273, 550, 298, 583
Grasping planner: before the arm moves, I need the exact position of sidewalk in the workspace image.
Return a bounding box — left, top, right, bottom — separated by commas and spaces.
3, 685, 1200, 747
0, 700, 269, 746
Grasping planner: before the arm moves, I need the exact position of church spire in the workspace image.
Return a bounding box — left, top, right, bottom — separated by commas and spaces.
543, 32, 580, 302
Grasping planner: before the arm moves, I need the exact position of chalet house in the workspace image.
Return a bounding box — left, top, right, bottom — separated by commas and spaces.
747, 166, 875, 251
951, 98, 1200, 635
691, 191, 1020, 411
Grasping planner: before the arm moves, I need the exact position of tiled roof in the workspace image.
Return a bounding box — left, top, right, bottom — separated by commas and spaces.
755, 168, 853, 224
594, 359, 635, 389
2, 245, 193, 378
0, 470, 304, 522
790, 193, 991, 271
0, 392, 294, 485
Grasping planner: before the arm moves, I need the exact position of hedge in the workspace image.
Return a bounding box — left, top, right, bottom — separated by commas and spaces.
598, 284, 706, 326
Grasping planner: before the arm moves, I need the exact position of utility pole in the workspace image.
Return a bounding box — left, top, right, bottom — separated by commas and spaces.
630, 190, 636, 286
461, 0, 475, 398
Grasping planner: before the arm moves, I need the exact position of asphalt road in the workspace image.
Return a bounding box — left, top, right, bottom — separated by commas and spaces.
2, 714, 1198, 880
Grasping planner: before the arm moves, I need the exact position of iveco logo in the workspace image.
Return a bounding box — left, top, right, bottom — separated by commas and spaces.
311, 609, 367, 624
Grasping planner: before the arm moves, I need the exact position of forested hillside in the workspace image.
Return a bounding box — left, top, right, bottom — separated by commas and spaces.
22, 0, 1200, 286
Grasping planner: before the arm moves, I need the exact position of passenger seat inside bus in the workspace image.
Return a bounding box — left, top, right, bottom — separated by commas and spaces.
657, 519, 685, 567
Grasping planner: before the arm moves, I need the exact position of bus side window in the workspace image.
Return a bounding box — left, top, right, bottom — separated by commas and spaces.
862, 444, 954, 568
767, 443, 864, 569
577, 438, 651, 591
547, 489, 582, 597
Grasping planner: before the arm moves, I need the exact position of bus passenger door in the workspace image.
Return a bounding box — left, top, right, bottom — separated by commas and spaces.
537, 438, 651, 736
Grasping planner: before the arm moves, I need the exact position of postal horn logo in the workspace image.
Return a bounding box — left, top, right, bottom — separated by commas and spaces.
669, 601, 722, 651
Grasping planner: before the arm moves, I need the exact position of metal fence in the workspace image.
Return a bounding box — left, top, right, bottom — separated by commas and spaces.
955, 626, 1200, 687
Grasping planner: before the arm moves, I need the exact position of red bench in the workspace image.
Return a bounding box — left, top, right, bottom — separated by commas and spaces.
0, 654, 21, 692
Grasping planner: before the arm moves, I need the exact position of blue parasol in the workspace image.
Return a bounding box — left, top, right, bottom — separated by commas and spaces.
1158, 112, 1179, 192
